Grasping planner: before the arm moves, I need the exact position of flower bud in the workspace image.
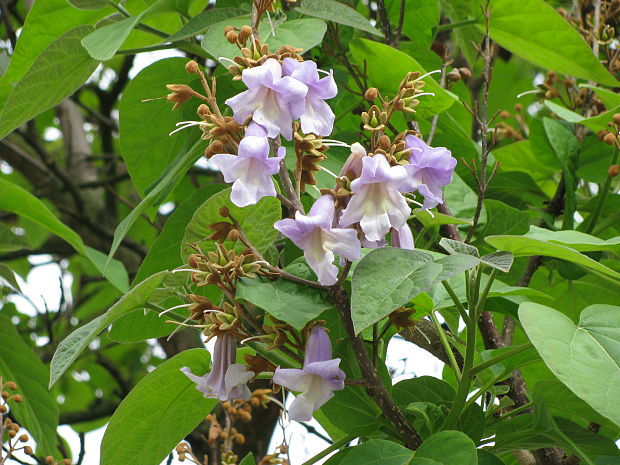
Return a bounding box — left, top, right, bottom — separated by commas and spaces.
19, 434, 29, 442
458, 67, 472, 80
225, 30, 238, 44
1, 391, 8, 399
514, 103, 523, 112
603, 132, 617, 145
11, 394, 23, 402
613, 113, 620, 126
597, 130, 609, 141
185, 60, 199, 74
378, 135, 391, 150
63, 460, 71, 465
238, 25, 252, 42
609, 164, 620, 177
24, 446, 34, 456
45, 456, 54, 464
0, 405, 7, 414
364, 87, 378, 100
224, 25, 235, 35
446, 69, 461, 82
219, 206, 230, 218
8, 430, 16, 438
5, 382, 17, 390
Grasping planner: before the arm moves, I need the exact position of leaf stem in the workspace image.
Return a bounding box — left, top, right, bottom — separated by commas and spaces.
441, 281, 471, 325
474, 268, 497, 318
430, 311, 462, 380
585, 146, 618, 234
470, 342, 533, 375
436, 19, 478, 31
300, 435, 356, 465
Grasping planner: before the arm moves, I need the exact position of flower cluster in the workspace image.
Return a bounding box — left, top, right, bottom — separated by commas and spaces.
167, 26, 456, 424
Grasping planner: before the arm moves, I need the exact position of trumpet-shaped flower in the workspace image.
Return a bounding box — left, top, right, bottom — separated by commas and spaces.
210, 136, 285, 207
339, 154, 411, 243
339, 142, 366, 179
392, 224, 414, 250
274, 195, 360, 285
282, 58, 337, 136
273, 326, 345, 421
181, 333, 253, 401
225, 58, 308, 140
403, 135, 457, 209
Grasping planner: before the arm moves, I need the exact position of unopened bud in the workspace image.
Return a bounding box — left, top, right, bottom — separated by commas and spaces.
446, 70, 461, 82
224, 25, 235, 35
227, 229, 240, 242
185, 60, 199, 74
63, 460, 71, 465
11, 394, 23, 402
238, 25, 252, 42
613, 113, 620, 125
597, 130, 609, 141
225, 30, 238, 44
8, 430, 16, 438
24, 446, 34, 456
1, 391, 8, 399
364, 87, 378, 100
500, 110, 510, 119
378, 135, 391, 150
609, 164, 620, 177
458, 67, 472, 80
0, 405, 7, 413
46, 456, 54, 464
603, 132, 617, 145
545, 88, 559, 99
179, 453, 186, 462
219, 206, 230, 218
5, 382, 17, 390
19, 434, 29, 442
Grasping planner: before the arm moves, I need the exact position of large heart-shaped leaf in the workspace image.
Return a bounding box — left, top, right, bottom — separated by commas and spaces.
519, 303, 620, 428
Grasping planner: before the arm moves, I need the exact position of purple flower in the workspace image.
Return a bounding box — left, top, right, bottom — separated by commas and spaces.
403, 135, 457, 209
225, 58, 308, 140
391, 224, 414, 250
339, 142, 366, 179
282, 58, 337, 137
274, 195, 360, 285
339, 154, 411, 243
181, 333, 253, 401
273, 326, 345, 421
210, 136, 285, 207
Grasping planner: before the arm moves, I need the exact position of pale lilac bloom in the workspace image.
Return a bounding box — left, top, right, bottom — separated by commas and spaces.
391, 224, 414, 250
403, 135, 457, 209
225, 58, 307, 140
210, 136, 285, 207
339, 142, 366, 179
273, 326, 345, 421
282, 58, 337, 136
274, 195, 360, 285
181, 333, 253, 401
245, 121, 268, 137
339, 154, 411, 243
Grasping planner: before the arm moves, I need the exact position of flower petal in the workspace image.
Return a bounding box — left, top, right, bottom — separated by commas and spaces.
273, 367, 312, 392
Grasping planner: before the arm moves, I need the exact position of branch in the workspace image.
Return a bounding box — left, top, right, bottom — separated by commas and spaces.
329, 284, 422, 449
59, 399, 119, 424
374, 0, 394, 45
399, 319, 464, 367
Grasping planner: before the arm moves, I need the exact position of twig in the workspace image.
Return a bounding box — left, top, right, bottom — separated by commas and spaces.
328, 284, 423, 449
374, 0, 394, 45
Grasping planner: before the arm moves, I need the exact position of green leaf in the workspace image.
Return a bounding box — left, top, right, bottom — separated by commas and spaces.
49, 271, 167, 386
485, 0, 619, 86
413, 210, 471, 227
351, 248, 441, 334
340, 439, 414, 465
100, 349, 217, 465
480, 199, 531, 238
67, 0, 109, 9
519, 303, 620, 428
166, 7, 248, 42
295, 0, 383, 37
415, 430, 478, 465
0, 0, 106, 106
439, 0, 482, 66
485, 235, 620, 280
107, 139, 205, 267
480, 252, 514, 273
387, 0, 440, 49
439, 238, 479, 257
134, 184, 226, 284
82, 14, 144, 60
491, 141, 558, 181
579, 84, 620, 109
0, 263, 21, 293
349, 39, 457, 118
542, 117, 579, 229
0, 314, 59, 456
0, 26, 100, 139
239, 453, 257, 465
119, 57, 201, 196
235, 277, 333, 329
0, 178, 128, 291
525, 226, 620, 253
182, 187, 281, 260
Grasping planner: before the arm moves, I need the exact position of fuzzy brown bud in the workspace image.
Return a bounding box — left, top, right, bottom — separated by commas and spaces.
603, 132, 617, 145
1, 391, 8, 399
185, 60, 199, 74
224, 25, 235, 35
45, 456, 54, 464
238, 25, 253, 42
63, 460, 71, 465
8, 430, 16, 438
458, 67, 472, 80
609, 164, 620, 177
225, 30, 238, 44
24, 446, 34, 456
378, 135, 391, 150
12, 394, 23, 402
613, 114, 620, 126
514, 103, 523, 112
364, 87, 378, 100
597, 130, 609, 141
0, 405, 7, 414
446, 69, 461, 82
5, 382, 17, 390
219, 206, 230, 218
19, 434, 29, 442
